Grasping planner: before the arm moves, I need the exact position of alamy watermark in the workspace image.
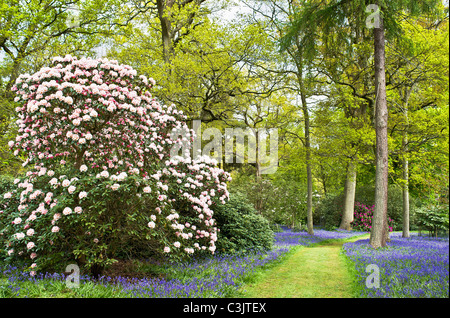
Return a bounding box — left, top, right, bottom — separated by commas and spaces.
65, 263, 80, 289
65, 5, 81, 28
365, 4, 381, 29
170, 120, 279, 174
365, 264, 380, 289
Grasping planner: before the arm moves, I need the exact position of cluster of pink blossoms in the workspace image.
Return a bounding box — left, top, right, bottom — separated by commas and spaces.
1, 55, 230, 274
350, 202, 393, 232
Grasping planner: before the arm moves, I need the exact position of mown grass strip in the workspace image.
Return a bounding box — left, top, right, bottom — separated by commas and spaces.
240, 234, 370, 298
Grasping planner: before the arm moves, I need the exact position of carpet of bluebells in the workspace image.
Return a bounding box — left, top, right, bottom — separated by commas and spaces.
0, 227, 364, 298
274, 226, 368, 247
342, 232, 449, 298
1, 228, 448, 298
1, 247, 291, 298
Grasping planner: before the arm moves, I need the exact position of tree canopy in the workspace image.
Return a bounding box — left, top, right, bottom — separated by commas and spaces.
1, 0, 448, 248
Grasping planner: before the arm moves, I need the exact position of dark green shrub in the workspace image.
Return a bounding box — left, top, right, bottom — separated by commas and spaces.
0, 175, 14, 195
416, 203, 449, 237
314, 193, 344, 230
213, 192, 274, 253
315, 185, 417, 231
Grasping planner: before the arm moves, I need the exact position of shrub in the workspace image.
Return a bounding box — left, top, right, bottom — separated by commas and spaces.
213, 192, 274, 253
228, 173, 309, 226
416, 203, 449, 237
0, 175, 14, 195
0, 55, 230, 276
350, 202, 394, 232
315, 185, 416, 231
314, 193, 344, 230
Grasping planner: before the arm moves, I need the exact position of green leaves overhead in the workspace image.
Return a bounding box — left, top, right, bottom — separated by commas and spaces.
0, 0, 448, 231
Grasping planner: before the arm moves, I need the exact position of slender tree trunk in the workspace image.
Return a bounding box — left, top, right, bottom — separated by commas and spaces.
402, 147, 410, 238
255, 129, 261, 181
402, 88, 411, 238
339, 159, 357, 230
255, 129, 263, 213
370, 11, 389, 249
338, 13, 370, 231
320, 165, 328, 197
292, 36, 313, 235
299, 81, 314, 235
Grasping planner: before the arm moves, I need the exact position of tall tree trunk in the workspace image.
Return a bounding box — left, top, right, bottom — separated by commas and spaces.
401, 87, 411, 238
402, 141, 410, 238
338, 9, 370, 231
156, 0, 174, 63
299, 80, 314, 235
370, 11, 389, 249
292, 34, 313, 235
339, 159, 357, 230
254, 129, 263, 213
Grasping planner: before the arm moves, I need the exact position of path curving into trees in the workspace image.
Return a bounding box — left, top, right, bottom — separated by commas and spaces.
241, 234, 370, 298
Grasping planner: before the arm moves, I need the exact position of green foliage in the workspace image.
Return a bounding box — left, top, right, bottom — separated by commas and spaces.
227, 163, 316, 227
0, 175, 14, 195
0, 99, 25, 176
314, 193, 343, 231
213, 192, 274, 254
315, 185, 417, 231
416, 203, 449, 236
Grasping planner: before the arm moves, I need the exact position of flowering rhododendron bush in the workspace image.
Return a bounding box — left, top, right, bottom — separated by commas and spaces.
350, 202, 393, 233
0, 55, 230, 276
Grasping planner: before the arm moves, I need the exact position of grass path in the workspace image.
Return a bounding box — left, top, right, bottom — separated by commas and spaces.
240, 234, 370, 298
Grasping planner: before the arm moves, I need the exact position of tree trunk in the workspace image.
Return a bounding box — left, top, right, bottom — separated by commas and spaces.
292, 37, 313, 235
300, 84, 314, 235
402, 151, 410, 238
401, 87, 411, 238
254, 129, 263, 213
369, 11, 389, 249
156, 0, 174, 63
339, 159, 357, 230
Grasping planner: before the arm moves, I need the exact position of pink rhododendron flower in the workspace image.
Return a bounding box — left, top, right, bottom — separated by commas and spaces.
13, 217, 22, 225
3, 55, 230, 275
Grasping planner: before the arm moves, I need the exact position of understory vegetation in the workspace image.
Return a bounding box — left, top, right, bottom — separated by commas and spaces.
1, 227, 448, 298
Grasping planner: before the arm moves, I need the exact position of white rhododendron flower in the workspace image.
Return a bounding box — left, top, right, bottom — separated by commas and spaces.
63, 207, 72, 215
79, 191, 87, 199
143, 186, 151, 193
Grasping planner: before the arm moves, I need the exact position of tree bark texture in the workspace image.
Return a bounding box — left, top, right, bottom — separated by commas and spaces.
402, 88, 411, 238
339, 160, 357, 230
369, 13, 389, 249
